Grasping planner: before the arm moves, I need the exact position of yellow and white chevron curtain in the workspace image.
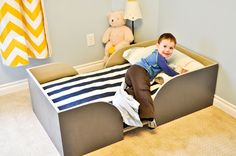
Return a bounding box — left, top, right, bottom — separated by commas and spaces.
0, 0, 49, 67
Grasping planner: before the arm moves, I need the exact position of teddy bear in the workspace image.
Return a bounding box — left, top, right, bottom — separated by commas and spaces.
102, 11, 134, 63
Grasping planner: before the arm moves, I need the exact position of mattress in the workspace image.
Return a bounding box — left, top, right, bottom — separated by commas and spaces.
41, 63, 161, 112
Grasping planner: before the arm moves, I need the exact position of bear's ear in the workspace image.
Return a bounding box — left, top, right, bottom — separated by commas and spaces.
116, 10, 124, 17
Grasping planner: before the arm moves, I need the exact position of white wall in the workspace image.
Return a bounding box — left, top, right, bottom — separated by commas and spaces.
158, 0, 236, 105
44, 0, 111, 65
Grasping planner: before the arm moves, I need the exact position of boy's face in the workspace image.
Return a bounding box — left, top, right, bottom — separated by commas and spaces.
156, 39, 175, 58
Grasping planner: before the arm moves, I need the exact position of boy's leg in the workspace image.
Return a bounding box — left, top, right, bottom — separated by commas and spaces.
125, 65, 154, 119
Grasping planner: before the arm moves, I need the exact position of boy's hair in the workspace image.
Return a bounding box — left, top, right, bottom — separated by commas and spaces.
157, 33, 177, 44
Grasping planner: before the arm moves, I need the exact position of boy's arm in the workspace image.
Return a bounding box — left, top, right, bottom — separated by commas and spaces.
158, 57, 179, 76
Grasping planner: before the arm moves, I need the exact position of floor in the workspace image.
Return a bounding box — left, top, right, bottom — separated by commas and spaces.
1, 88, 236, 156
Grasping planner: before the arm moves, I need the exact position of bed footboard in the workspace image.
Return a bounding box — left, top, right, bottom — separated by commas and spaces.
59, 102, 123, 156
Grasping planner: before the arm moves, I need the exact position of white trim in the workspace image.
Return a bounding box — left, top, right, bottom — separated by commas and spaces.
213, 95, 236, 118
0, 79, 28, 96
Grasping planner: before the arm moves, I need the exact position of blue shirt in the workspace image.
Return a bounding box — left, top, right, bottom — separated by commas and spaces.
136, 49, 179, 80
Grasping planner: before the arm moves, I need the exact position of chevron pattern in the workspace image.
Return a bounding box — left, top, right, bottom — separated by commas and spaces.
0, 0, 49, 67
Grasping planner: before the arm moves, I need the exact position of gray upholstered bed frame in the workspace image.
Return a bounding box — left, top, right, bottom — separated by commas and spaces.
27, 40, 218, 156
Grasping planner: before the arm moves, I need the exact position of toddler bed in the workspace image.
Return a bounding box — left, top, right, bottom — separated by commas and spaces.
27, 40, 218, 156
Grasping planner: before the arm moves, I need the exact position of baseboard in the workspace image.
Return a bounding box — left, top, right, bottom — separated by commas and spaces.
0, 79, 28, 96
213, 95, 236, 118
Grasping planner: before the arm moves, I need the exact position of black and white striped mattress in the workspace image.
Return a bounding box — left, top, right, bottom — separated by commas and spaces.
41, 63, 161, 112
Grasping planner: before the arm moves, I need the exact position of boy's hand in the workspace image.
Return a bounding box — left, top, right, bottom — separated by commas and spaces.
180, 68, 188, 73
175, 65, 188, 74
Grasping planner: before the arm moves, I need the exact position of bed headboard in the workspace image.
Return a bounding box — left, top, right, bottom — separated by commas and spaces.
104, 40, 157, 68
104, 39, 217, 68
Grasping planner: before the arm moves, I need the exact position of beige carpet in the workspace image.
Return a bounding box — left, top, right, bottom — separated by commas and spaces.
1, 88, 236, 156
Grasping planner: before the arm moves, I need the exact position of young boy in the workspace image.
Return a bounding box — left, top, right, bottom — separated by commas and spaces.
125, 33, 182, 128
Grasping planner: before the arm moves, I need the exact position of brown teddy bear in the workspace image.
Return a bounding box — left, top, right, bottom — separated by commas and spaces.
102, 11, 134, 63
